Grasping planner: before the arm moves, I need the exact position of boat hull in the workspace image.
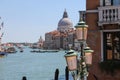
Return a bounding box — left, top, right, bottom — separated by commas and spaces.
0, 52, 7, 56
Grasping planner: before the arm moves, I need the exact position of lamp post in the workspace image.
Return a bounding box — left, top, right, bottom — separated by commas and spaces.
64, 17, 94, 80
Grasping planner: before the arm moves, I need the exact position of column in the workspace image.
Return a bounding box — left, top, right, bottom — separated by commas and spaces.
100, 0, 103, 6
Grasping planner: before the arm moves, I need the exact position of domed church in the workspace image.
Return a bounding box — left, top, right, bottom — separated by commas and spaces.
57, 10, 73, 32
44, 10, 75, 49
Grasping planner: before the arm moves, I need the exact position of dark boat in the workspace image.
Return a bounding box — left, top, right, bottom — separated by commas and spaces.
6, 47, 17, 53
20, 48, 23, 52
0, 52, 7, 56
30, 49, 59, 53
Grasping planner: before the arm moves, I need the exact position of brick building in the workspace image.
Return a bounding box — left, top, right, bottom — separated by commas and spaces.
83, 0, 120, 80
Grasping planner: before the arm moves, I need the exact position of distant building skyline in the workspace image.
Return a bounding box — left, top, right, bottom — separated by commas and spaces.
0, 0, 86, 43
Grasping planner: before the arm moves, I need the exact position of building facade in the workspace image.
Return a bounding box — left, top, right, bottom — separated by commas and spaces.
44, 10, 75, 49
37, 36, 44, 48
84, 0, 120, 80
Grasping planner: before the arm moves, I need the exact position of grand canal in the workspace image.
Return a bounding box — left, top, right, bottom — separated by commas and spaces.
0, 47, 68, 80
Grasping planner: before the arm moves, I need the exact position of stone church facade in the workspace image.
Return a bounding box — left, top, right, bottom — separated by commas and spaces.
44, 10, 75, 49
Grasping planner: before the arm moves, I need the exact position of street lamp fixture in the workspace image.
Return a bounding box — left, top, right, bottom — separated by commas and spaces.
75, 19, 88, 41
84, 47, 94, 65
64, 16, 94, 80
64, 50, 77, 71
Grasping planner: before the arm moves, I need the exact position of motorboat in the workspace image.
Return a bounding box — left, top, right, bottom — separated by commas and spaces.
0, 52, 7, 56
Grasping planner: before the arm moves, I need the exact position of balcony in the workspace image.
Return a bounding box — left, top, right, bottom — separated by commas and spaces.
98, 6, 120, 26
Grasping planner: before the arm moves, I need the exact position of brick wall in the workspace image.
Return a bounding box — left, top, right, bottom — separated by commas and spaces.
86, 0, 120, 80
86, 0, 99, 10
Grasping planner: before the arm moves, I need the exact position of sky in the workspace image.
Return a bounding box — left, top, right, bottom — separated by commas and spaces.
0, 0, 86, 43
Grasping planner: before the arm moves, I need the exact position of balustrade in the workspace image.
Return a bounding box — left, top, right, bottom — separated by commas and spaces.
98, 6, 120, 26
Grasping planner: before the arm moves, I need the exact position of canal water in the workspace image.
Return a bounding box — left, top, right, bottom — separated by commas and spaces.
0, 47, 69, 80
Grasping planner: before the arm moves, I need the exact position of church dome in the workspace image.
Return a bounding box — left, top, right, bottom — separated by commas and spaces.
57, 10, 73, 32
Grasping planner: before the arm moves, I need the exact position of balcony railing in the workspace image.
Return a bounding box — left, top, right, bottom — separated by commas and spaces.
98, 6, 120, 26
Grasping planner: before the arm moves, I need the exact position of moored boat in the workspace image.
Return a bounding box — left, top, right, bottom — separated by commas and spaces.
0, 52, 7, 56
6, 47, 17, 53
30, 49, 59, 53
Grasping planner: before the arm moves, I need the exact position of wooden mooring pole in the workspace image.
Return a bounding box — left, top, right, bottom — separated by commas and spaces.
54, 68, 59, 80
65, 66, 69, 80
22, 76, 27, 80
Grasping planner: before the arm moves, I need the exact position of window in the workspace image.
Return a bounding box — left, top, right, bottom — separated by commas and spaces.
103, 31, 120, 61
105, 0, 111, 6
113, 0, 120, 6
103, 0, 120, 6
